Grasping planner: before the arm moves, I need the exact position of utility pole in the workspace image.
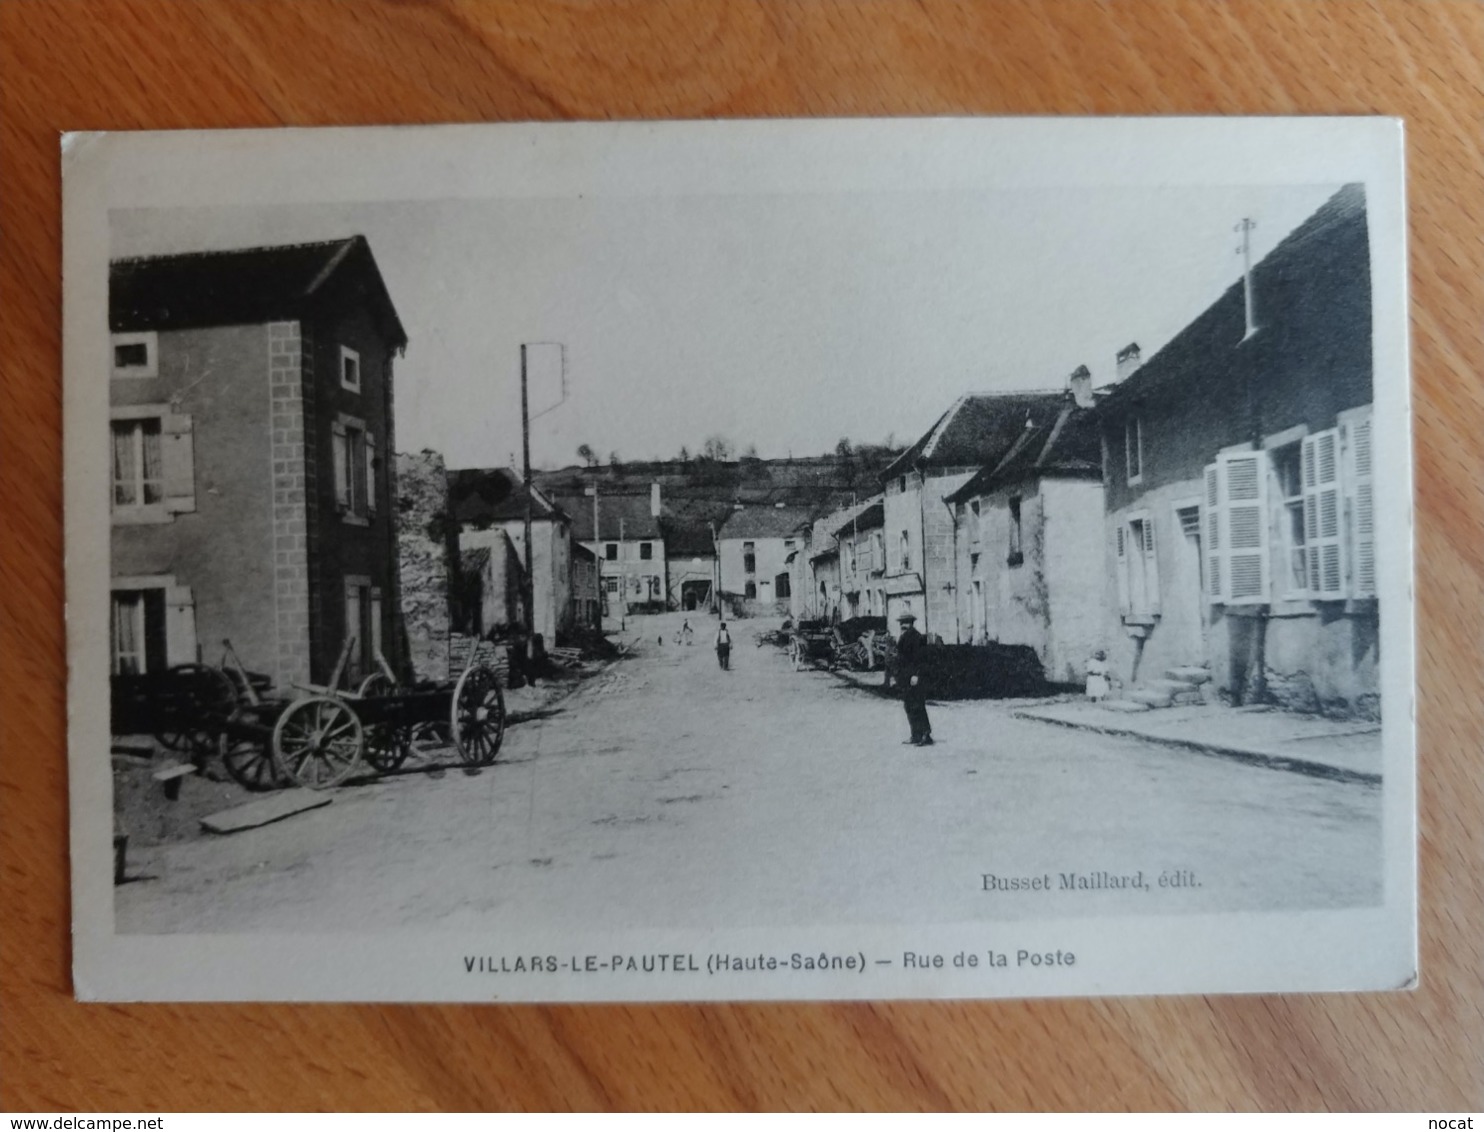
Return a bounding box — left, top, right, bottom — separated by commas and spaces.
520, 345, 535, 657
619, 514, 626, 632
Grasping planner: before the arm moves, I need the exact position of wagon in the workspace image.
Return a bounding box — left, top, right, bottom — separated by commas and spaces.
787, 620, 837, 671
213, 637, 507, 792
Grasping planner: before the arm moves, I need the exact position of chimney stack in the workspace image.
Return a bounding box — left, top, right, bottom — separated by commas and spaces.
1116, 342, 1142, 383
650, 481, 662, 519
1068, 364, 1094, 408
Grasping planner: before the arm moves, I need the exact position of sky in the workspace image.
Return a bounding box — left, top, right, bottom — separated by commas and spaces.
112, 182, 1343, 471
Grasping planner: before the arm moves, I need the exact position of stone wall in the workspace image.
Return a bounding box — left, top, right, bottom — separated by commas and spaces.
395, 449, 453, 684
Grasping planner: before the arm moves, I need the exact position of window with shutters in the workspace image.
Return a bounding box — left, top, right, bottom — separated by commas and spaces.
1341, 407, 1376, 599
1203, 450, 1269, 605
1271, 442, 1308, 597
1114, 512, 1161, 620
1302, 429, 1345, 599
332, 414, 372, 523
111, 576, 196, 672
110, 405, 195, 524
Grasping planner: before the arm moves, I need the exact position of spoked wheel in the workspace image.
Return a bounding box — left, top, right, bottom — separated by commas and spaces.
272, 695, 364, 789
451, 663, 505, 766
363, 724, 412, 773
156, 663, 237, 765
219, 732, 283, 792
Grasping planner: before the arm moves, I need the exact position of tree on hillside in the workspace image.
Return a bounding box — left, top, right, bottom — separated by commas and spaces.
678, 445, 691, 463
742, 443, 759, 461
835, 437, 854, 458
577, 444, 597, 467
608, 451, 621, 467
701, 435, 734, 462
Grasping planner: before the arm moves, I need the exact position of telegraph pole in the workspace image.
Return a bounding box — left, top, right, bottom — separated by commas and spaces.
520, 345, 535, 656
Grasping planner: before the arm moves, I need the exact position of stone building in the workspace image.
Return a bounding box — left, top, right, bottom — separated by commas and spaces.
557, 485, 668, 615
716, 504, 814, 616
108, 236, 407, 689
1096, 184, 1377, 717
944, 375, 1104, 684
879, 390, 1067, 637
450, 468, 574, 645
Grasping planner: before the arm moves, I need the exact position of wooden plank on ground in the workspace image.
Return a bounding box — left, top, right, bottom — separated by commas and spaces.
152, 762, 197, 781
200, 789, 332, 834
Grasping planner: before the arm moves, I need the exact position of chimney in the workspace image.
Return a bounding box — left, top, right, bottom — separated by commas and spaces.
1116, 342, 1142, 383
650, 481, 661, 518
1068, 364, 1094, 408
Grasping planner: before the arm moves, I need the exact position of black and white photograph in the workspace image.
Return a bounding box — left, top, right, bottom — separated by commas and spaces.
64, 119, 1415, 1001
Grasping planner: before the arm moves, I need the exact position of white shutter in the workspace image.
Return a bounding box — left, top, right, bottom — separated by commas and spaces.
1114, 523, 1131, 614
1344, 412, 1375, 598
332, 421, 350, 509
365, 432, 378, 515
161, 414, 197, 513
164, 584, 197, 665
1204, 464, 1224, 603
1221, 450, 1269, 604
1303, 429, 1345, 598
1140, 513, 1161, 614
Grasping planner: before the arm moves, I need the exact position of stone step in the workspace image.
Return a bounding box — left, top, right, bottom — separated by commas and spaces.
1166, 665, 1213, 685
1100, 699, 1152, 713
1129, 688, 1174, 708
1146, 678, 1199, 696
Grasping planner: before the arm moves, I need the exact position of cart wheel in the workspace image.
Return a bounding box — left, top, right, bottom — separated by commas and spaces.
451, 663, 505, 766
363, 724, 412, 773
156, 663, 237, 763
219, 733, 282, 792
272, 695, 364, 789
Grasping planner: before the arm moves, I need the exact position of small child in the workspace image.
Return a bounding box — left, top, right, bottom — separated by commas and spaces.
1086, 649, 1111, 702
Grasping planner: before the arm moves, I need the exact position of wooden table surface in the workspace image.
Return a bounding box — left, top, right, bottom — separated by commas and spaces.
2, 0, 1480, 1112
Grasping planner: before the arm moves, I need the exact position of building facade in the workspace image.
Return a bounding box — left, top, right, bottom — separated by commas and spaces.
109, 236, 407, 690
450, 468, 574, 644
880, 391, 1070, 637
945, 381, 1105, 684
1096, 184, 1377, 717
716, 505, 813, 616
559, 486, 668, 616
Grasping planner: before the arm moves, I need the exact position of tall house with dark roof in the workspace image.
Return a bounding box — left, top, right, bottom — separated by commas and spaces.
553, 485, 668, 616
108, 237, 407, 689
716, 504, 814, 616
450, 467, 574, 644
943, 371, 1105, 681
880, 389, 1070, 635
1096, 184, 1376, 717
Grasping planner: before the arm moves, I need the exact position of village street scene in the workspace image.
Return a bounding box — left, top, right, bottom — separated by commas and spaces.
106, 182, 1384, 933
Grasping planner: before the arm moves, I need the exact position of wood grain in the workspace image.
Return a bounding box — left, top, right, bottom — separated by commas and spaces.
2, 0, 1480, 1111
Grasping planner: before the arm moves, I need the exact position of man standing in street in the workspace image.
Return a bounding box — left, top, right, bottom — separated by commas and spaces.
895, 611, 933, 746
715, 621, 732, 670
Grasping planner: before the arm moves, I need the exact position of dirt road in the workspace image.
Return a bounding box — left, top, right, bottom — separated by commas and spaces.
117, 612, 1381, 934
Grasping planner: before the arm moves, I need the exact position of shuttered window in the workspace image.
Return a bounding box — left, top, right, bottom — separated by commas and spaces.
1302, 429, 1345, 598
1114, 512, 1159, 617
1205, 451, 1269, 606
1343, 409, 1375, 598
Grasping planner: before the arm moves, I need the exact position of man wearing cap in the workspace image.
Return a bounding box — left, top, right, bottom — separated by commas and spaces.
895, 611, 934, 746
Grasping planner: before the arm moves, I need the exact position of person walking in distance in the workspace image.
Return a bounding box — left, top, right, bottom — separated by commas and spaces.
715, 621, 732, 670
895, 611, 933, 746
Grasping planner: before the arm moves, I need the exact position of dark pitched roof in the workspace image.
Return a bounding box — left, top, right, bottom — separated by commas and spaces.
718, 505, 816, 540
834, 499, 884, 539
1100, 184, 1368, 413
551, 492, 663, 542
450, 467, 567, 527
659, 517, 717, 558
882, 390, 1069, 482
945, 401, 1102, 502
110, 236, 408, 349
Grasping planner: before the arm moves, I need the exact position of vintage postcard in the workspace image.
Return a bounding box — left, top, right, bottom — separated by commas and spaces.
64, 118, 1414, 1001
